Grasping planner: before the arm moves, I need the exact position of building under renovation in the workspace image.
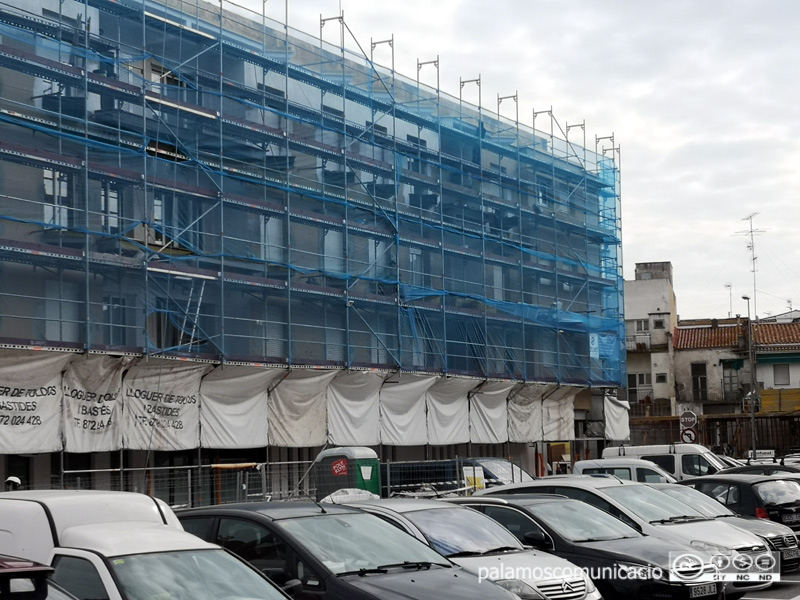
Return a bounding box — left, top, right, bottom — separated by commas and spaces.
0, 0, 624, 493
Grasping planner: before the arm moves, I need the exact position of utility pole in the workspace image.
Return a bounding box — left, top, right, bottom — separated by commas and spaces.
743, 295, 756, 459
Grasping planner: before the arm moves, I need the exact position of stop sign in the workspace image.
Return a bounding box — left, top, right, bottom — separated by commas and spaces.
679, 410, 698, 430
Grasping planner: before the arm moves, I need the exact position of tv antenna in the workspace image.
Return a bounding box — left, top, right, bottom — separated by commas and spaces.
736, 213, 765, 318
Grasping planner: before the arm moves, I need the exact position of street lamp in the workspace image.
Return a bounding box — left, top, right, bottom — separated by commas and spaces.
743, 295, 756, 459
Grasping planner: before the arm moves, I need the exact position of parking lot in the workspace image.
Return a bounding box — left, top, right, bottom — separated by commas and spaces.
747, 573, 800, 598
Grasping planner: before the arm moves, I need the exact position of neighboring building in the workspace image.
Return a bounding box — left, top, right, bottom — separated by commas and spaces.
623, 262, 677, 414
756, 322, 800, 413
673, 318, 748, 415
0, 0, 623, 489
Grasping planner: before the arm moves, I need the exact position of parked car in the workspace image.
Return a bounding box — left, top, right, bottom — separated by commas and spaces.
683, 474, 800, 532
572, 458, 676, 483
177, 502, 518, 600
381, 457, 534, 497
447, 494, 721, 599
0, 554, 79, 600
718, 463, 800, 475
648, 482, 800, 572
716, 455, 744, 469
0, 490, 292, 600
602, 444, 727, 480
342, 497, 601, 600
476, 476, 774, 599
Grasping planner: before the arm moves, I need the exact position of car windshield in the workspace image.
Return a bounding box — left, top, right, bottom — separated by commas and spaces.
475, 459, 534, 484
277, 512, 448, 574
656, 486, 734, 518
601, 484, 706, 522
526, 500, 639, 542
110, 548, 287, 600
403, 507, 523, 557
755, 480, 800, 506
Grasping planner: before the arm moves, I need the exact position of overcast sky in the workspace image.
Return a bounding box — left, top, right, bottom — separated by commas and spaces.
240, 0, 800, 321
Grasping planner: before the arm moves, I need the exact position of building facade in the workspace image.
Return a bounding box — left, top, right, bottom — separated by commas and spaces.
0, 0, 623, 489
623, 262, 677, 414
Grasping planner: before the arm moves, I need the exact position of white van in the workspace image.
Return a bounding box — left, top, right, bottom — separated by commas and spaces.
601, 443, 727, 481
572, 458, 677, 483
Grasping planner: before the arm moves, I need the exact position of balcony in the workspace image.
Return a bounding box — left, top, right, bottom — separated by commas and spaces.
626, 333, 651, 352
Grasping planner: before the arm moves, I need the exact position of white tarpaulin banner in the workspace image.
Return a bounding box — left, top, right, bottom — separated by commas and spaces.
0, 350, 73, 453
269, 369, 337, 447
543, 388, 577, 441
328, 371, 385, 446
200, 365, 283, 448
121, 359, 211, 451
426, 377, 476, 445
604, 393, 631, 441
507, 383, 551, 443
470, 382, 515, 444
380, 374, 437, 446
63, 354, 133, 452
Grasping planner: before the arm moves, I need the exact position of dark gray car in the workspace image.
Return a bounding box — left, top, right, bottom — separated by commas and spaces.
178, 502, 517, 600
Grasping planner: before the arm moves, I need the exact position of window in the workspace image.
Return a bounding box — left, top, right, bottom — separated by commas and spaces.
653, 319, 665, 329
101, 181, 119, 234
682, 454, 717, 477
43, 169, 74, 228
261, 216, 284, 263
51, 556, 108, 600
535, 175, 553, 207
635, 319, 649, 332
552, 487, 615, 515
483, 506, 548, 546
637, 468, 665, 483
103, 295, 127, 346
643, 454, 675, 474
180, 516, 214, 539
774, 363, 790, 386
698, 482, 740, 508
691, 363, 708, 402
722, 362, 740, 399
217, 518, 288, 583
655, 373, 667, 384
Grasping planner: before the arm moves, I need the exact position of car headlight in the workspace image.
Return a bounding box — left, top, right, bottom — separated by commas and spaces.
494, 579, 546, 599
581, 569, 597, 593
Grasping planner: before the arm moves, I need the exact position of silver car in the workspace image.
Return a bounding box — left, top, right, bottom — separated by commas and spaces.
344, 497, 602, 600
476, 476, 774, 599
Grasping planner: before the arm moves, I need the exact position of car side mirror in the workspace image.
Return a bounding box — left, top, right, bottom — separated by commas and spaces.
281, 579, 303, 596
523, 530, 549, 549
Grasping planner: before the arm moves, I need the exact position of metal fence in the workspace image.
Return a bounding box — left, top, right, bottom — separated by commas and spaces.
54, 456, 531, 508
57, 461, 315, 508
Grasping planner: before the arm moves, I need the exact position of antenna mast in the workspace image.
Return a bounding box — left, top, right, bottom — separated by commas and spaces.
724, 282, 732, 318
740, 213, 764, 318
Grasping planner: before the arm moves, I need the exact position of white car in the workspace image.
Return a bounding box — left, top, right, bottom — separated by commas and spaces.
0, 490, 291, 600
344, 497, 602, 600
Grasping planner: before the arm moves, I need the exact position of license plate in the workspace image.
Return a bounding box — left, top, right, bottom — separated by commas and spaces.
783, 548, 800, 560
782, 513, 800, 524
689, 583, 717, 598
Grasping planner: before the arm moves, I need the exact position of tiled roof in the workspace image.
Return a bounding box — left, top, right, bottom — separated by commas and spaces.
755, 322, 800, 347
674, 324, 743, 350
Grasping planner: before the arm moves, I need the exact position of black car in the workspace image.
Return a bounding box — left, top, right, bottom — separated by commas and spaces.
649, 482, 800, 572
448, 494, 722, 600
683, 474, 800, 532
0, 555, 78, 600
718, 463, 800, 476
177, 502, 517, 600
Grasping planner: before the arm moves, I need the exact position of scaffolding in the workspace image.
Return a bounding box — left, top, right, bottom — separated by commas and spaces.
0, 0, 623, 386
